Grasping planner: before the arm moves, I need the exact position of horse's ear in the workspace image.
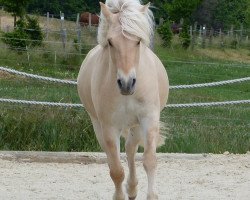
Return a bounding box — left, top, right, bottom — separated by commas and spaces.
141, 2, 151, 13
100, 2, 112, 21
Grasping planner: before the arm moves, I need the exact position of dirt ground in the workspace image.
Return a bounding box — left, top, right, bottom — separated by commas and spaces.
0, 151, 249, 200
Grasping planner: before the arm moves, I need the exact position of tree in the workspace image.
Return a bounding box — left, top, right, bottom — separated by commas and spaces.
164, 0, 202, 24
0, 0, 31, 26
213, 0, 248, 29
163, 0, 202, 49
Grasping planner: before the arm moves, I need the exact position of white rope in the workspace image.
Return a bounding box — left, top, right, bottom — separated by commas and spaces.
1, 66, 249, 89
166, 100, 250, 108
0, 98, 82, 108
0, 66, 77, 85
169, 77, 250, 89
0, 98, 249, 109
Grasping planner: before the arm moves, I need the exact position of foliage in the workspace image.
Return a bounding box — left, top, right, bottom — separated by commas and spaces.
27, 0, 105, 19
0, 0, 31, 26
2, 15, 43, 49
213, 0, 249, 30
157, 20, 173, 47
164, 0, 202, 24
25, 15, 43, 46
179, 21, 191, 49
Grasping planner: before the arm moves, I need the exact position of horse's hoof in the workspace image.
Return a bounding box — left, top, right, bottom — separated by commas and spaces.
147, 193, 158, 200
129, 196, 137, 200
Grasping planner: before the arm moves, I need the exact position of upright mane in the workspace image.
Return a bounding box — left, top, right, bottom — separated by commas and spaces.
97, 0, 154, 47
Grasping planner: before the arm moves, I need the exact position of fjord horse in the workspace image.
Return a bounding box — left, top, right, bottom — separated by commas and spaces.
77, 0, 169, 199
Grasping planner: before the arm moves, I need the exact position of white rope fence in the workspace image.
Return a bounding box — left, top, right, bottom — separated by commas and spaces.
1, 66, 250, 89
0, 98, 249, 109
0, 66, 77, 85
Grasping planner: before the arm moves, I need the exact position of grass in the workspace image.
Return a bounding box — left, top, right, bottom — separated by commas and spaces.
0, 14, 249, 153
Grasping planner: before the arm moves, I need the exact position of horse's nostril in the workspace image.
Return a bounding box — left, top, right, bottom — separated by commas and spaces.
117, 79, 122, 89
132, 78, 136, 87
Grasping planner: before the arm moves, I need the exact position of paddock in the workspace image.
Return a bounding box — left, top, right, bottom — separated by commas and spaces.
0, 151, 249, 200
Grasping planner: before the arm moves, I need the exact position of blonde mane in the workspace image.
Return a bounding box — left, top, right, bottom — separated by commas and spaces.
97, 0, 154, 47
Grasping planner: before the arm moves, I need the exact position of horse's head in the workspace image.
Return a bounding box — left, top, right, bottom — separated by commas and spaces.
100, 2, 152, 95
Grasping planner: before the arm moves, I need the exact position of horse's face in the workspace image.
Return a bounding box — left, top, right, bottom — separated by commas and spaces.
108, 26, 140, 96
101, 3, 142, 96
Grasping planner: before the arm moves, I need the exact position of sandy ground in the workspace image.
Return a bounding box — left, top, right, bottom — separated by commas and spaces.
0, 152, 250, 200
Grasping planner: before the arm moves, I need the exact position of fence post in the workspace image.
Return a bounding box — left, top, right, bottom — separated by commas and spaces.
76, 13, 82, 54
209, 28, 214, 47
239, 23, 243, 46
219, 28, 224, 48
202, 25, 206, 48
230, 25, 234, 38
60, 12, 66, 51
190, 25, 194, 50
54, 51, 57, 64
26, 46, 30, 65
0, 16, 1, 31
193, 22, 197, 39
88, 13, 92, 29
46, 12, 50, 40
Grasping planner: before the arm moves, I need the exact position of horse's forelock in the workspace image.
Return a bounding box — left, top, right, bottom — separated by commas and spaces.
97, 0, 154, 47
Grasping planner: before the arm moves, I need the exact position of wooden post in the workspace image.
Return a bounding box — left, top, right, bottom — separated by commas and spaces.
76, 13, 82, 53
219, 28, 224, 48
190, 25, 194, 50
54, 51, 57, 64
202, 25, 206, 48
193, 22, 197, 47
88, 13, 92, 29
0, 16, 1, 31
209, 28, 214, 47
26, 46, 30, 64
230, 25, 234, 38
60, 12, 66, 51
46, 12, 49, 40
239, 24, 243, 45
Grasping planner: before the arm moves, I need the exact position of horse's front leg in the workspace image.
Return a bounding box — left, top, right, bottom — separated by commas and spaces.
102, 125, 125, 200
141, 117, 160, 200
125, 127, 140, 200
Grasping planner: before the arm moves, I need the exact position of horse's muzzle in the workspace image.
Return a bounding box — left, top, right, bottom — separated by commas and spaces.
117, 77, 136, 95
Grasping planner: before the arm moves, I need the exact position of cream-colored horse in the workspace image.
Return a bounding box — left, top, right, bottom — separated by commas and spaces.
77, 0, 169, 199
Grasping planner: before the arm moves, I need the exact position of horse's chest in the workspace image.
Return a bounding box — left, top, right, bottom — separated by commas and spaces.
112, 98, 142, 129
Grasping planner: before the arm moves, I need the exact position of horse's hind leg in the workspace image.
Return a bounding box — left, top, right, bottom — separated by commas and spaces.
125, 127, 140, 199
102, 125, 125, 200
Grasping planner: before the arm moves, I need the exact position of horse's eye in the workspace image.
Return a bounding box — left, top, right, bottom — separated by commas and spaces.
137, 40, 141, 45
108, 39, 113, 47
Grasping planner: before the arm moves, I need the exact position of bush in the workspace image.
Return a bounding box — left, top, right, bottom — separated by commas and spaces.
25, 15, 43, 47
179, 22, 191, 49
157, 20, 173, 47
2, 29, 29, 49
2, 15, 43, 49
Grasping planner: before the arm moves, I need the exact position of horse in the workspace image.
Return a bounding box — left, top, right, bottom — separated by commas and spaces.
77, 0, 169, 199
80, 12, 99, 27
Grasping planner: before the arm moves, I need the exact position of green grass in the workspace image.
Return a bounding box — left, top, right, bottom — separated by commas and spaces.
0, 32, 250, 153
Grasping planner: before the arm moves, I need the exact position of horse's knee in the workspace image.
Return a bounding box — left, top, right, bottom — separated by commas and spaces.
110, 166, 125, 185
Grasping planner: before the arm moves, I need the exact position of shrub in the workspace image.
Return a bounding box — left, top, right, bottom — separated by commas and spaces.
157, 20, 173, 47
25, 15, 43, 47
179, 22, 191, 49
2, 15, 43, 49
